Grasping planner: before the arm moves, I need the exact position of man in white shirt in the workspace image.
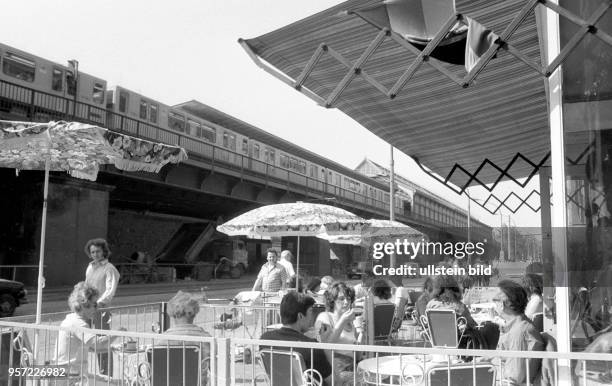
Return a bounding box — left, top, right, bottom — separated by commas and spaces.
279, 250, 296, 282
84, 238, 120, 375
253, 249, 288, 292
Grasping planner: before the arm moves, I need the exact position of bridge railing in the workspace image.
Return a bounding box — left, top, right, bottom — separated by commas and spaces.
0, 79, 394, 216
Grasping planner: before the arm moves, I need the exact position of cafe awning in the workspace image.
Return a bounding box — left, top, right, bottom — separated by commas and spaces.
240, 0, 612, 214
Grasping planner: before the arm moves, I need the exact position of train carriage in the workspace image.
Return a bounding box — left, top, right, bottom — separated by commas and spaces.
0, 41, 401, 218
0, 42, 106, 125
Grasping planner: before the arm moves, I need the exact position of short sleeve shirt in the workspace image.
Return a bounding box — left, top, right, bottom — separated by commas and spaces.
257, 263, 288, 292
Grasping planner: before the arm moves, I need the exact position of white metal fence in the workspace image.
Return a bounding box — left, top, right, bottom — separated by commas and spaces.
2, 320, 612, 386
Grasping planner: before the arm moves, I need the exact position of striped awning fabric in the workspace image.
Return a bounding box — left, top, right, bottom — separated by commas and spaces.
242, 0, 551, 189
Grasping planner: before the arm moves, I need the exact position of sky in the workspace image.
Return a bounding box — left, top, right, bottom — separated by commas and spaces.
0, 0, 543, 228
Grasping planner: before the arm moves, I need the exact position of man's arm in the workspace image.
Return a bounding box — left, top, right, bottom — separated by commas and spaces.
252, 269, 263, 291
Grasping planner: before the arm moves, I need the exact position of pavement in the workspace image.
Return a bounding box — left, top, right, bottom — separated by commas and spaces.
26, 274, 258, 302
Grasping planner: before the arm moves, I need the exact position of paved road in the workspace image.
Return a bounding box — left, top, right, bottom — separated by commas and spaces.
14, 276, 256, 317
12, 260, 529, 317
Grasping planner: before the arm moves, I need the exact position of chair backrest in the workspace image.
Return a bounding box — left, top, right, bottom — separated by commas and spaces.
1, 330, 28, 386
147, 345, 202, 386
259, 349, 308, 386
427, 363, 496, 386
532, 313, 544, 333
426, 309, 459, 348
372, 303, 397, 342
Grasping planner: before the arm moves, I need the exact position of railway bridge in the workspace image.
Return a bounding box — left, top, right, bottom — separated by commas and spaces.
0, 79, 491, 286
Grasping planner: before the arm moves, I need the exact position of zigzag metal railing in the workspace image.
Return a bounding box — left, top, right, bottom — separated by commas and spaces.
414, 141, 598, 215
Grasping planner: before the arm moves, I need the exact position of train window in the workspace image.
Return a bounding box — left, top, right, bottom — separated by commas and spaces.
149, 104, 158, 123
168, 111, 186, 132
51, 68, 63, 91
139, 100, 148, 119
280, 154, 289, 168
2, 52, 35, 82
253, 144, 260, 159
335, 174, 341, 186
298, 161, 306, 174
66, 71, 76, 96
264, 148, 275, 163
201, 125, 216, 143
222, 132, 236, 150
242, 139, 248, 154
188, 119, 202, 137
309, 165, 317, 178
92, 83, 104, 104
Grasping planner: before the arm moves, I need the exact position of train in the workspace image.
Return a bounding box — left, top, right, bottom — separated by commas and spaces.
0, 41, 404, 213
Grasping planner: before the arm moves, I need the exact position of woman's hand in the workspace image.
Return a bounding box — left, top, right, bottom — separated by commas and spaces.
338, 308, 356, 327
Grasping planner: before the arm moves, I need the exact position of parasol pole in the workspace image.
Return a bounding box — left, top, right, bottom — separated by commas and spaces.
34, 156, 49, 356
296, 236, 301, 291
36, 157, 49, 323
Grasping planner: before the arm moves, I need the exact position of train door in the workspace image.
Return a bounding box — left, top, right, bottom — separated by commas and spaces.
74, 75, 106, 125
240, 137, 250, 170
250, 142, 264, 174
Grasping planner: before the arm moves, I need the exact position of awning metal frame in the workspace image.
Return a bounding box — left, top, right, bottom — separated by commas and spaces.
242, 0, 612, 107
240, 0, 612, 215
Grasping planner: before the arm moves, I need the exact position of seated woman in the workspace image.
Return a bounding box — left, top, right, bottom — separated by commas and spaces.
319, 276, 334, 294
426, 275, 477, 328
56, 282, 124, 385
315, 282, 365, 373
370, 279, 393, 304
415, 277, 434, 319
162, 291, 212, 384
522, 273, 543, 321
305, 277, 321, 296
493, 280, 545, 385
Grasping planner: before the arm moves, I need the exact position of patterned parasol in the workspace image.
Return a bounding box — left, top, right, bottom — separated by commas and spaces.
217, 202, 366, 237
0, 120, 187, 179
317, 219, 425, 245
217, 202, 366, 289
0, 120, 187, 325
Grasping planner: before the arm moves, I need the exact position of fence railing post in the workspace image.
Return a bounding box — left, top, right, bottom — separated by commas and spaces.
159, 302, 168, 332
216, 337, 231, 386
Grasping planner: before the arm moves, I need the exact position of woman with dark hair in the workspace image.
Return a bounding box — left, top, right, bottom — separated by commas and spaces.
305, 277, 322, 295
426, 275, 476, 328
415, 276, 434, 318
493, 279, 544, 385
315, 282, 364, 372
371, 279, 393, 304
522, 273, 543, 320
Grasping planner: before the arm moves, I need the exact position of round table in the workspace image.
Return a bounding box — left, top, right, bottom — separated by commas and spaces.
357, 355, 426, 385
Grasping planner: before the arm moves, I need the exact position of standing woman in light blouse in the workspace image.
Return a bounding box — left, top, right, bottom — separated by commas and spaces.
84, 238, 120, 375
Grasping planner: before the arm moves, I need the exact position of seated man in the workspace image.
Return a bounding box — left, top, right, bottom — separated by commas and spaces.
261, 292, 332, 383
493, 280, 545, 385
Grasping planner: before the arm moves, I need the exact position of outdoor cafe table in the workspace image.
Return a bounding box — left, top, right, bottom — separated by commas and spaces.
357, 354, 427, 385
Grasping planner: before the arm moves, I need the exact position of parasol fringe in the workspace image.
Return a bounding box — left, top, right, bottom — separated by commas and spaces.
69, 170, 98, 181
113, 158, 164, 173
